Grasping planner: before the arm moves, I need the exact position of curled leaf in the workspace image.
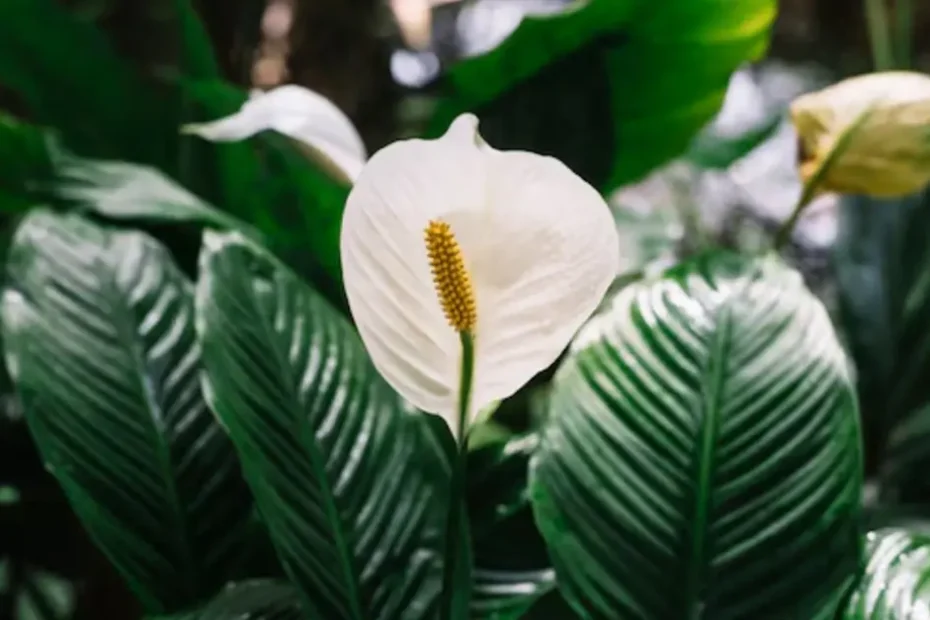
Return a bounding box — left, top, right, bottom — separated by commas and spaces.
791, 71, 930, 198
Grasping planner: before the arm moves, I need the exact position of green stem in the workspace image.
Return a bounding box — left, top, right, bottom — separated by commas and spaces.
774, 105, 877, 251
439, 331, 474, 620
455, 331, 475, 442
772, 184, 820, 251
864, 0, 895, 70
896, 0, 913, 68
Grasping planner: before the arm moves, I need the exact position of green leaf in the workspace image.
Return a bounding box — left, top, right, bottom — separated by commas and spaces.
428, 0, 777, 189
530, 251, 863, 619
843, 527, 930, 618
197, 581, 305, 620
0, 0, 171, 164
173, 0, 221, 80
1, 211, 255, 614
52, 151, 261, 239
169, 1, 274, 215
468, 434, 559, 619
172, 79, 263, 217
834, 189, 930, 493
685, 112, 783, 171
0, 0, 242, 204
471, 565, 554, 620
16, 569, 75, 620
0, 115, 52, 211
194, 231, 451, 619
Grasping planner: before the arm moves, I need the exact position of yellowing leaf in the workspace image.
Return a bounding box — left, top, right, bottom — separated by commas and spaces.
791, 71, 930, 198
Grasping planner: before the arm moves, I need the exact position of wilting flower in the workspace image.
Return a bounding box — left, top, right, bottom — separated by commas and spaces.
182, 85, 367, 185
790, 71, 930, 198
340, 114, 619, 438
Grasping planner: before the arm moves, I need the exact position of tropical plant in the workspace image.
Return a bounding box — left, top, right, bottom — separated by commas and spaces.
3, 1, 930, 619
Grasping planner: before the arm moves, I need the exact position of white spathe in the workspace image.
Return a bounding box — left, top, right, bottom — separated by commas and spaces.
341, 113, 620, 436
181, 85, 367, 185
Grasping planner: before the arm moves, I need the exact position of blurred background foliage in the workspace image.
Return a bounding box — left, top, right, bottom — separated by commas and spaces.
2, 0, 930, 618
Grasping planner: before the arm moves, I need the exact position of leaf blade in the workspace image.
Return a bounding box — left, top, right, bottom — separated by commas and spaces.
530, 252, 863, 618
429, 0, 777, 189
843, 527, 930, 618
198, 580, 305, 620
0, 0, 170, 163
195, 231, 450, 619
2, 210, 254, 614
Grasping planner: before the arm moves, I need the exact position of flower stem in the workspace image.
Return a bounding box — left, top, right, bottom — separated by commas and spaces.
439, 330, 474, 620
456, 331, 475, 441
774, 105, 876, 251
772, 183, 820, 251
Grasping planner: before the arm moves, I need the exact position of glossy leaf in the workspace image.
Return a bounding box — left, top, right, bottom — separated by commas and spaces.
428, 0, 777, 189
1, 211, 254, 614
53, 152, 260, 238
530, 252, 863, 619
197, 581, 305, 620
195, 231, 450, 619
843, 527, 930, 618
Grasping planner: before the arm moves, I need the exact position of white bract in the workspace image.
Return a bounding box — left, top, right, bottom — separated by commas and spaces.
341, 114, 619, 437
181, 85, 367, 185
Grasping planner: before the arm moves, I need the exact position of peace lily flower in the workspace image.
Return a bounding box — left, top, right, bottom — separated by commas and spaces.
181, 85, 367, 185
790, 71, 930, 198
340, 114, 619, 439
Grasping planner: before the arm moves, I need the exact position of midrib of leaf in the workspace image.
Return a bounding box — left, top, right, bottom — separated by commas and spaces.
250, 281, 366, 620
101, 254, 200, 603
683, 301, 733, 618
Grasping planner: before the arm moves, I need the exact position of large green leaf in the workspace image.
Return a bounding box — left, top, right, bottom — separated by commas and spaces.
834, 189, 930, 494
1, 210, 255, 614
171, 0, 237, 201
428, 0, 777, 189
0, 0, 251, 208
194, 231, 451, 619
843, 527, 930, 618
530, 252, 863, 618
